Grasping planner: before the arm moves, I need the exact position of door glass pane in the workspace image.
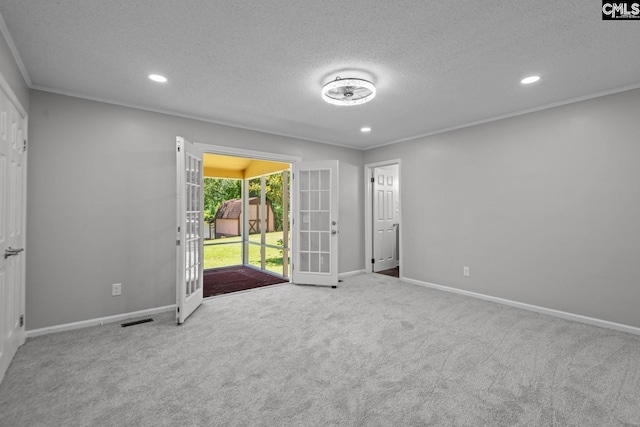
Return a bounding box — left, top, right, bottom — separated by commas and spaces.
310, 253, 320, 272
311, 212, 321, 231
320, 232, 330, 252
320, 170, 330, 190
310, 170, 320, 190
300, 253, 309, 272
320, 212, 330, 231
320, 253, 330, 273
300, 171, 309, 191
310, 191, 320, 210
310, 232, 320, 251
320, 191, 330, 211
300, 231, 309, 252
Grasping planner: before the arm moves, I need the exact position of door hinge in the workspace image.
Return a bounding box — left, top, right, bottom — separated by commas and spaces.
177, 146, 181, 152
371, 258, 375, 264
20, 315, 24, 327
176, 240, 180, 246
371, 177, 375, 183
23, 139, 27, 152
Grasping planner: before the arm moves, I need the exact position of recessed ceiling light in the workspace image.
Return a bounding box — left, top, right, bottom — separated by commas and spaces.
361, 127, 372, 132
149, 74, 167, 83
521, 75, 540, 85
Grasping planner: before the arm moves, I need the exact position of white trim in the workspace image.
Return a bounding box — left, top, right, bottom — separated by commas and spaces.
30, 81, 640, 153
0, 11, 32, 87
25, 305, 176, 338
30, 85, 358, 150
401, 277, 640, 336
364, 159, 402, 274
366, 82, 640, 150
194, 143, 301, 163
338, 269, 365, 279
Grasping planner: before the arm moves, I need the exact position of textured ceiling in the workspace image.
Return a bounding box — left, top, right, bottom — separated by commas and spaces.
1, 1, 640, 149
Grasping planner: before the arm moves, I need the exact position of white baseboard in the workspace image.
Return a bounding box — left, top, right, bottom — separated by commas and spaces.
401, 277, 640, 336
339, 269, 365, 279
26, 305, 176, 338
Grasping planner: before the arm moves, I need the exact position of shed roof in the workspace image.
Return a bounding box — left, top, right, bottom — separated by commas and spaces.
214, 197, 269, 220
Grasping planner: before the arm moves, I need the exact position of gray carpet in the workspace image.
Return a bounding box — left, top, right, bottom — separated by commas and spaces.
1, 274, 639, 426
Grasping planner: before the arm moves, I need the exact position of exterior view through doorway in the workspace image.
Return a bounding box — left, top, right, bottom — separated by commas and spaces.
201, 152, 292, 297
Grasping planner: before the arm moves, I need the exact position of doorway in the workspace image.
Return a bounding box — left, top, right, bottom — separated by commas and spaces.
364, 160, 401, 277
197, 146, 299, 296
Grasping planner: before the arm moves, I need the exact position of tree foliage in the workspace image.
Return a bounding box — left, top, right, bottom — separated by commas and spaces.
203, 178, 241, 222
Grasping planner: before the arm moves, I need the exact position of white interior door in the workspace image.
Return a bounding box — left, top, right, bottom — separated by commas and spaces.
292, 160, 338, 287
373, 165, 399, 272
0, 82, 27, 382
176, 137, 204, 324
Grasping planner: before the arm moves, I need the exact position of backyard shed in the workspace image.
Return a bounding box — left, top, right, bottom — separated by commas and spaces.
214, 197, 275, 238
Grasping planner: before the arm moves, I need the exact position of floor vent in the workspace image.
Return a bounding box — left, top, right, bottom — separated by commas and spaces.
121, 318, 153, 328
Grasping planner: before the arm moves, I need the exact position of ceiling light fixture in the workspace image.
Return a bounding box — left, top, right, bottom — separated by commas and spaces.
149, 74, 168, 83
361, 127, 371, 132
322, 77, 376, 106
521, 75, 540, 85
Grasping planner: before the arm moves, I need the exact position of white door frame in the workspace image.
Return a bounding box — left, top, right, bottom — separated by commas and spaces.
193, 143, 301, 281
364, 159, 402, 275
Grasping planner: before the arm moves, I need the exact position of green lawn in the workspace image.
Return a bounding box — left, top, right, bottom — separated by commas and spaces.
203, 231, 289, 276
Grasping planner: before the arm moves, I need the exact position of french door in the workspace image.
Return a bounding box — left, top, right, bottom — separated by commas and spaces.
0, 82, 27, 382
292, 160, 339, 287
176, 137, 204, 324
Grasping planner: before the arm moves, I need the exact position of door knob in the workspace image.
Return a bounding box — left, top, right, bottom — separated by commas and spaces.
331, 230, 338, 235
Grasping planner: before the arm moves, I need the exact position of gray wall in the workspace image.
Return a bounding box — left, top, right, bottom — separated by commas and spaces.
0, 29, 29, 110
27, 90, 364, 330
365, 88, 640, 328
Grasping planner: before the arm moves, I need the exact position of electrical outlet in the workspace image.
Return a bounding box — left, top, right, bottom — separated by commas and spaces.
112, 283, 122, 296
463, 266, 470, 277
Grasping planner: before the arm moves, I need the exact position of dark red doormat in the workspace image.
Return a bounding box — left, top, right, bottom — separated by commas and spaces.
203, 266, 287, 297
376, 267, 400, 278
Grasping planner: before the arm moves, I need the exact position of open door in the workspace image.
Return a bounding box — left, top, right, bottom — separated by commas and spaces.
176, 137, 204, 324
0, 81, 27, 382
292, 160, 339, 287
372, 165, 399, 272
